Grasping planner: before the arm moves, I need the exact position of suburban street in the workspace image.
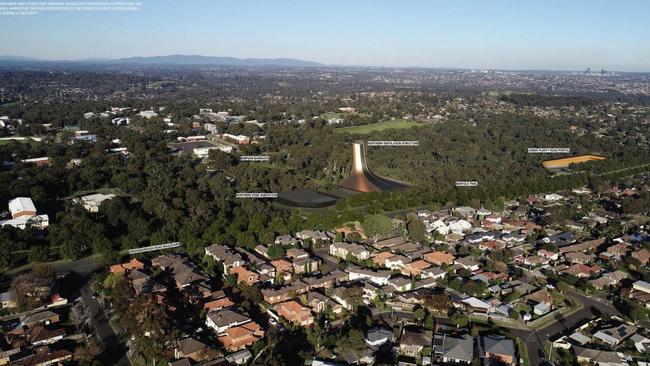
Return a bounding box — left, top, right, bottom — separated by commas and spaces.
80, 283, 130, 366
512, 289, 622, 366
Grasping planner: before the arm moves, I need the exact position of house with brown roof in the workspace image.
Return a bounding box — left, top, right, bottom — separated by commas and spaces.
262, 281, 310, 304
21, 310, 60, 328
202, 291, 234, 312
606, 243, 632, 256
371, 251, 395, 267
27, 325, 65, 346
401, 260, 431, 276
229, 266, 260, 286
559, 238, 606, 254
275, 300, 314, 326
286, 248, 309, 260
632, 248, 650, 266
269, 258, 292, 272
109, 258, 145, 273
565, 252, 597, 264
174, 337, 210, 362
399, 329, 433, 358
424, 251, 455, 266
560, 263, 600, 278
525, 289, 554, 306
19, 346, 72, 366
218, 321, 264, 352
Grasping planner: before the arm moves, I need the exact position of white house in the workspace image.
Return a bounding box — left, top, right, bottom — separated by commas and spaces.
346, 266, 390, 286
205, 309, 251, 335
74, 193, 116, 212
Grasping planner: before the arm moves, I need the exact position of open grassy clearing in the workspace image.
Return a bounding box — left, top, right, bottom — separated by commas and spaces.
334, 119, 421, 134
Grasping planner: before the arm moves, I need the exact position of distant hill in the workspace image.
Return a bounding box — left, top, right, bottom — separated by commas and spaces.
0, 54, 325, 67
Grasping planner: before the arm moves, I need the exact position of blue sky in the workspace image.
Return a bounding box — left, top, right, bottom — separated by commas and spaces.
2, 0, 650, 71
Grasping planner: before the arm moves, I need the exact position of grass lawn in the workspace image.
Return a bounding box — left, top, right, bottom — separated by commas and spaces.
334, 119, 420, 134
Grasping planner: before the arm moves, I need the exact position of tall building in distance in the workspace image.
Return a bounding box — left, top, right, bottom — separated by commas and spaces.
339, 142, 410, 193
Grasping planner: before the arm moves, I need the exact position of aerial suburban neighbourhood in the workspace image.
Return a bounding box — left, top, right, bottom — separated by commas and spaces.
1, 1, 650, 366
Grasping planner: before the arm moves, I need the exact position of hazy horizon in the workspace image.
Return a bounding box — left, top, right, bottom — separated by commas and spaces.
2, 0, 650, 72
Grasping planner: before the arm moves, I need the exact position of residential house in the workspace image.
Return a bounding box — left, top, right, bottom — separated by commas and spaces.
286, 248, 309, 259
523, 256, 548, 267
632, 248, 650, 266
559, 263, 600, 278
593, 324, 637, 347
388, 276, 413, 292
565, 252, 596, 264
479, 335, 516, 366
421, 267, 446, 280
229, 266, 260, 286
174, 337, 209, 362
455, 257, 480, 272
291, 256, 320, 274
329, 242, 371, 261
204, 245, 243, 273
275, 300, 314, 326
346, 266, 391, 286
305, 291, 343, 315
27, 325, 65, 346
433, 334, 474, 364
365, 328, 394, 348
537, 249, 559, 261
401, 260, 431, 277
0, 291, 16, 309
17, 346, 72, 366
110, 258, 145, 273
400, 329, 433, 358
372, 251, 396, 267
559, 238, 606, 254
385, 255, 411, 270
631, 334, 650, 353
203, 292, 234, 312
218, 321, 264, 352
589, 270, 628, 290
574, 346, 627, 366
423, 251, 455, 266
205, 309, 252, 335
74, 193, 116, 212
525, 290, 554, 306
21, 310, 60, 328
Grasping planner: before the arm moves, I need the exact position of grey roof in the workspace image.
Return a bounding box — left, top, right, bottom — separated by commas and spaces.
436, 334, 474, 363
481, 335, 515, 357
401, 329, 433, 347
226, 349, 252, 362
177, 337, 207, 355
206, 309, 250, 327
365, 327, 394, 344
22, 310, 58, 325
169, 359, 191, 366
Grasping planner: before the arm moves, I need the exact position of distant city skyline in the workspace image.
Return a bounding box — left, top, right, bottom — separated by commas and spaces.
2, 0, 650, 72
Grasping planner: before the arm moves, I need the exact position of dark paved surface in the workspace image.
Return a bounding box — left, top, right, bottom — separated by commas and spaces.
513, 289, 622, 366
80, 283, 130, 366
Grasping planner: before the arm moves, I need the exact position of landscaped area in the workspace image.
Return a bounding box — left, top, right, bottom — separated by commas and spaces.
334, 119, 421, 134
